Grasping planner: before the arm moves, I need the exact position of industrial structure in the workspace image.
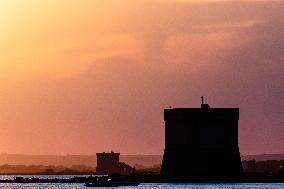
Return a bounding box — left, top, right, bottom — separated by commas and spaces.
161, 97, 243, 177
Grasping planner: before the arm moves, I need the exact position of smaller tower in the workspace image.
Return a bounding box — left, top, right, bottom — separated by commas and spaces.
96, 152, 120, 175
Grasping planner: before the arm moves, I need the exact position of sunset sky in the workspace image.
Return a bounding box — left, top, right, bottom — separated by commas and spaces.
0, 0, 283, 155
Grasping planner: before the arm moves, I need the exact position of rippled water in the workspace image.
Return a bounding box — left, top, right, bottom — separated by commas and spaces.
0, 183, 284, 189
0, 176, 283, 189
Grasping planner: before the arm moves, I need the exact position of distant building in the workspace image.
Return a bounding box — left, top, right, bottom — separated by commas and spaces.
96, 152, 120, 175
161, 98, 243, 177
96, 152, 135, 175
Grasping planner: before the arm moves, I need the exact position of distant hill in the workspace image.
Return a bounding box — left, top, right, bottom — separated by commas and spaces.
241, 154, 284, 161
121, 155, 162, 167
0, 154, 162, 167
0, 154, 283, 167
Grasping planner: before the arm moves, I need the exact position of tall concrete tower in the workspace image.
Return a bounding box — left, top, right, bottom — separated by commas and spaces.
161, 99, 243, 177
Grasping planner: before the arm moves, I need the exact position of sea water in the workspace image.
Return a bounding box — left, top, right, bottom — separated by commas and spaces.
0, 183, 284, 189
0, 176, 283, 189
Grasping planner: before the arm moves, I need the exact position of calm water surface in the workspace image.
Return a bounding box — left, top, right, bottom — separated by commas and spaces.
0, 183, 283, 189
0, 176, 283, 189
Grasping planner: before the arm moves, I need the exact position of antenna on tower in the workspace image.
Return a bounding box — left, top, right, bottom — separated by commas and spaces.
201, 96, 210, 109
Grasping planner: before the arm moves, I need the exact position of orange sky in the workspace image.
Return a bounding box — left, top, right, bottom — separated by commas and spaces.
0, 0, 283, 155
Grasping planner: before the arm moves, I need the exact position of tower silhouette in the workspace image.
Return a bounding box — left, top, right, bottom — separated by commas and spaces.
161, 98, 243, 177
96, 152, 120, 175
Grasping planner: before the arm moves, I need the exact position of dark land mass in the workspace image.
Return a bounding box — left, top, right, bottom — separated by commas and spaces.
0, 164, 96, 175
0, 154, 284, 175
0, 160, 283, 176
